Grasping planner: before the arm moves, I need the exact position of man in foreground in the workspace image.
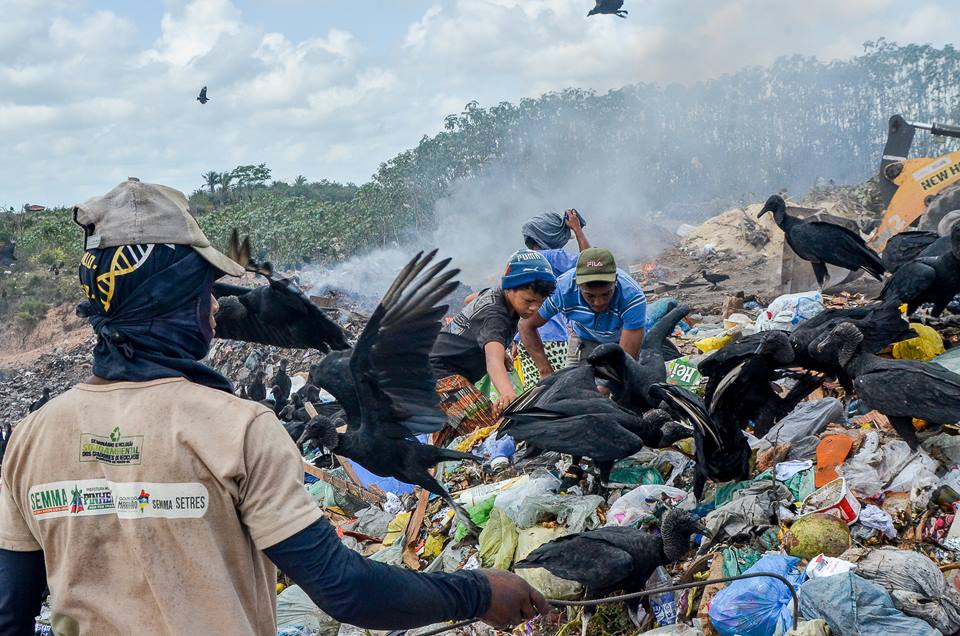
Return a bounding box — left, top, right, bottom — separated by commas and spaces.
0, 178, 548, 635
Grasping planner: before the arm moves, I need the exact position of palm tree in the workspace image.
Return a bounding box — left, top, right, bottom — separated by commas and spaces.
218, 171, 234, 205
201, 171, 219, 197
294, 175, 307, 187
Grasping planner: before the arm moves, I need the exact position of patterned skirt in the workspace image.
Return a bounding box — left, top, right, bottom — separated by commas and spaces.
516, 341, 569, 390
434, 374, 498, 447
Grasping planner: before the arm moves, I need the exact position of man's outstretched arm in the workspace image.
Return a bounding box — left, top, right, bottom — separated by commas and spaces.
264, 518, 547, 630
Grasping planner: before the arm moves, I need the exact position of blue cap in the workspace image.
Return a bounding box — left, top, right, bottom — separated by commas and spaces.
501, 249, 556, 290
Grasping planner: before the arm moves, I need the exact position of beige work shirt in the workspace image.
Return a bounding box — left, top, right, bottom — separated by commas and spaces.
0, 377, 323, 635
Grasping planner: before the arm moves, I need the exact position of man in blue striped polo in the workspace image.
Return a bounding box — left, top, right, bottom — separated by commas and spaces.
518, 247, 646, 376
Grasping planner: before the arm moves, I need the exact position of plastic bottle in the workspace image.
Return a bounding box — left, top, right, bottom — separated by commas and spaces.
647, 566, 677, 626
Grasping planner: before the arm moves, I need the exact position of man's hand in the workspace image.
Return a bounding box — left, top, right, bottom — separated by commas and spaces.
564, 209, 582, 232
478, 569, 551, 630
492, 390, 517, 418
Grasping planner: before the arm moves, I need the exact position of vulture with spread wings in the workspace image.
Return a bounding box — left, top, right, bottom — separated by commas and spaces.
299, 250, 482, 532
212, 230, 349, 353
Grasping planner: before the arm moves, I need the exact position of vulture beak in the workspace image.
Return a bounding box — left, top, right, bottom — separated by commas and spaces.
816, 340, 828, 353
753, 342, 765, 355
694, 521, 713, 538
757, 206, 769, 218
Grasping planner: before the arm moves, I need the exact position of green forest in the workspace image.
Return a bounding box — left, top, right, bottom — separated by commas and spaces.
1, 40, 958, 322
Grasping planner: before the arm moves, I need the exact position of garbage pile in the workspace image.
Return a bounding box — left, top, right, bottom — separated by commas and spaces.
272, 287, 960, 636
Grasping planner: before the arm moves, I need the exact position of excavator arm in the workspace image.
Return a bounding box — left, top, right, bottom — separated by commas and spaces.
869, 114, 960, 251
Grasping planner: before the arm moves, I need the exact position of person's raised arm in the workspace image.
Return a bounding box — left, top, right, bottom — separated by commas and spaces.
566, 209, 590, 251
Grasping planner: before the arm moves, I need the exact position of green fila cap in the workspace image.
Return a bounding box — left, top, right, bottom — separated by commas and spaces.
575, 247, 617, 284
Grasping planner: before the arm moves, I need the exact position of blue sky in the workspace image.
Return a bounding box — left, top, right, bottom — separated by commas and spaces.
1, 0, 955, 207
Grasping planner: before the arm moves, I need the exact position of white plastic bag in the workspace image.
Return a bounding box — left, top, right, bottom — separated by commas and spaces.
605, 485, 688, 527
755, 291, 824, 332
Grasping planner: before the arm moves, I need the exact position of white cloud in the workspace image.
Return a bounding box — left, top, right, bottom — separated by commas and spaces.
0, 0, 954, 208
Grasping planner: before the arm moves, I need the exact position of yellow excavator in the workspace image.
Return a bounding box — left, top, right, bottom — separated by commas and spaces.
869, 114, 960, 251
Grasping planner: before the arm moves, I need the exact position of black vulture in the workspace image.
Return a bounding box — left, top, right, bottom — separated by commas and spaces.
248, 370, 267, 402
499, 395, 690, 485
818, 322, 960, 449
587, 0, 627, 18
299, 251, 482, 533
588, 304, 691, 413
881, 230, 940, 273
196, 86, 209, 104
701, 330, 822, 437
213, 284, 348, 352
515, 510, 706, 635
879, 224, 960, 316
271, 359, 292, 402
28, 388, 51, 413
652, 383, 751, 500
759, 194, 884, 287
701, 270, 730, 289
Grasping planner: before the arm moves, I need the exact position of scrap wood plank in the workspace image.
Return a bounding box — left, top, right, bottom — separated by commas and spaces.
402, 489, 430, 571
303, 462, 385, 506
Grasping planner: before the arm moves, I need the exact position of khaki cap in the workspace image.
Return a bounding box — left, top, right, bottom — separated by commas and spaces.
575, 247, 618, 284
73, 177, 244, 278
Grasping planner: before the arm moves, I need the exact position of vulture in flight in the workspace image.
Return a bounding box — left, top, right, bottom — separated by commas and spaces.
759, 194, 884, 287
299, 250, 482, 533
196, 86, 209, 104
588, 0, 628, 18
212, 231, 350, 353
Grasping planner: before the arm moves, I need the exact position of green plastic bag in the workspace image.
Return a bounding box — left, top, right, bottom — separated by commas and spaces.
721, 546, 762, 577
609, 460, 665, 486
478, 508, 519, 569
476, 372, 523, 402
454, 496, 496, 542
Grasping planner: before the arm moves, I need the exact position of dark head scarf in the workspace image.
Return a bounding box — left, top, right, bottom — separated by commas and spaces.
77, 244, 232, 392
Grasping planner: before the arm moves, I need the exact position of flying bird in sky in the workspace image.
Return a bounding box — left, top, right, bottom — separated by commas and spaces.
196, 86, 209, 104
588, 0, 628, 18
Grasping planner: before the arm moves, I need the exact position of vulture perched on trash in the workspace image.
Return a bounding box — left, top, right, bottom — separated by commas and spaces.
587, 0, 627, 18
879, 223, 960, 316
499, 392, 690, 485
652, 383, 751, 500
759, 194, 884, 287
817, 322, 960, 448
881, 230, 941, 273
700, 330, 822, 437
298, 250, 482, 533
213, 232, 349, 353
515, 510, 707, 636
28, 388, 51, 413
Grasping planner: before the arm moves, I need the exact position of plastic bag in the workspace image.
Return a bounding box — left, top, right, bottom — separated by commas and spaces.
513, 494, 604, 532
892, 323, 945, 361
604, 485, 687, 527
709, 554, 805, 636
755, 291, 824, 332
277, 585, 341, 636
478, 507, 519, 569
764, 398, 844, 445
494, 472, 560, 522
513, 526, 583, 600
841, 546, 960, 634
800, 572, 941, 635
695, 334, 733, 353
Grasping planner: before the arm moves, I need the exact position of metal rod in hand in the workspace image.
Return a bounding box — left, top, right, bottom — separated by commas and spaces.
397, 571, 800, 636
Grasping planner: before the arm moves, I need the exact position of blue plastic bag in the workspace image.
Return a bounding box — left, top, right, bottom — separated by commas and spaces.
709, 554, 805, 636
